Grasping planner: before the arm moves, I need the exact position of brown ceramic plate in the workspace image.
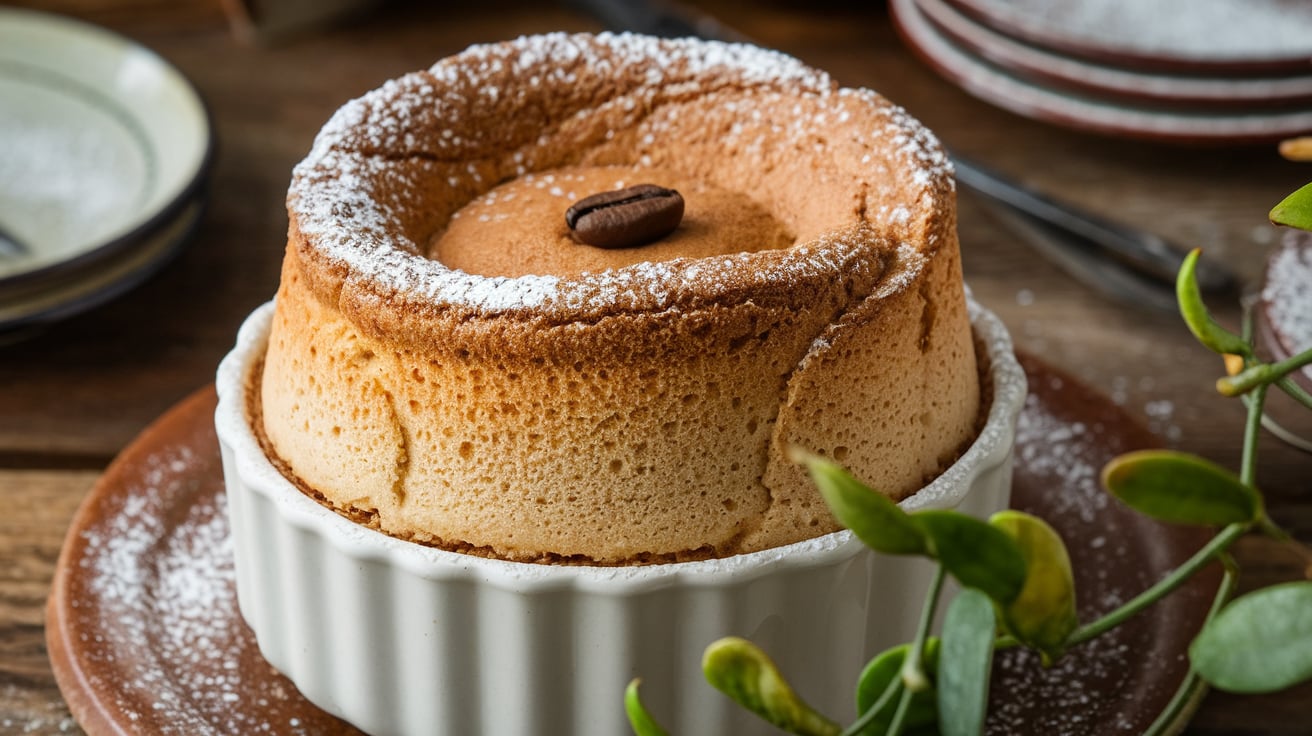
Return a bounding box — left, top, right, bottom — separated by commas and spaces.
941, 0, 1312, 77
1252, 229, 1312, 454
891, 0, 1312, 145
1255, 229, 1312, 395
46, 355, 1221, 735
916, 0, 1312, 110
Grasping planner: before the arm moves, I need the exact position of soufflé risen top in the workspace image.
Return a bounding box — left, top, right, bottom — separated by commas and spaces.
257, 33, 980, 564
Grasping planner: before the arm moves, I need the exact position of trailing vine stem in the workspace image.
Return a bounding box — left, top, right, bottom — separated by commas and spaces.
1066, 523, 1246, 647
839, 566, 946, 736
1140, 554, 1240, 736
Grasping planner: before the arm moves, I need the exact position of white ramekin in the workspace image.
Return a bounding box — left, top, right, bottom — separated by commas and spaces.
215, 296, 1026, 736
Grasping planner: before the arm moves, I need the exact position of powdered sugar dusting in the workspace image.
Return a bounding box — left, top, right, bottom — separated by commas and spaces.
990, 395, 1135, 735
70, 441, 323, 735
990, 636, 1147, 734
985, 366, 1216, 734
287, 32, 953, 319
981, 0, 1312, 61
1014, 390, 1112, 525
0, 101, 147, 273
1263, 233, 1312, 357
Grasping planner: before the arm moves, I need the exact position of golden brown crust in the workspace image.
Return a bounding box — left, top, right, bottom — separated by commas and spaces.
262, 33, 978, 563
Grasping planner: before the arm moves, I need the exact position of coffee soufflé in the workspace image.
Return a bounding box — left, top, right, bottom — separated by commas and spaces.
256, 33, 979, 564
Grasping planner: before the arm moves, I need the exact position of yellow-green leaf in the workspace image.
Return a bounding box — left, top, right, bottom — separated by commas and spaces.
913, 510, 1027, 605
1270, 181, 1312, 231
702, 637, 840, 736
989, 511, 1077, 663
1103, 450, 1261, 526
1176, 249, 1249, 358
797, 451, 928, 556
624, 679, 669, 736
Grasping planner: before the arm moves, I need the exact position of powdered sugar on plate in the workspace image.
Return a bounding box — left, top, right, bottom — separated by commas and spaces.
0, 85, 148, 272
985, 358, 1219, 735
1262, 232, 1312, 357
957, 0, 1312, 63
52, 392, 358, 735
72, 448, 320, 735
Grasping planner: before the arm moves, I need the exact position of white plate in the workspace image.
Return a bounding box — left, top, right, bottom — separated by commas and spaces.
892, 0, 1312, 144
0, 7, 212, 284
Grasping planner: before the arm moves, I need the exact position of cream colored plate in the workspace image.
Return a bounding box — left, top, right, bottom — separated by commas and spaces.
0, 7, 211, 283
0, 197, 202, 334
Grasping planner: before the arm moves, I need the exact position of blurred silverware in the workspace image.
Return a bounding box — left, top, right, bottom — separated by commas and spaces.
219, 0, 381, 44
0, 221, 28, 258
569, 0, 1240, 310
968, 190, 1179, 311
953, 155, 1236, 302
566, 0, 748, 43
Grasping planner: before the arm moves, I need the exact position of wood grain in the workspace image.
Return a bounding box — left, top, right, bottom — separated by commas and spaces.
1, 472, 93, 735
2, 1, 1310, 734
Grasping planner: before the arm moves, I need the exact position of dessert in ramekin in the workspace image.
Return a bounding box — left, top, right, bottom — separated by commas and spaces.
216, 33, 1026, 735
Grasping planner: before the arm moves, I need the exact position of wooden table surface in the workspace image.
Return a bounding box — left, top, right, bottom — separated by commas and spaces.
3, 1, 1310, 733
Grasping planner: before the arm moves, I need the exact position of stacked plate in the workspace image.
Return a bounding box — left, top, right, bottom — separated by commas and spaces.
0, 8, 212, 338
890, 0, 1312, 143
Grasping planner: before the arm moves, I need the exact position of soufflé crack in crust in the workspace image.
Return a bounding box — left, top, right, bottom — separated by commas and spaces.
256, 32, 980, 564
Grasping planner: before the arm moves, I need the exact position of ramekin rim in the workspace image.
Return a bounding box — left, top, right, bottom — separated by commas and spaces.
215, 292, 1024, 593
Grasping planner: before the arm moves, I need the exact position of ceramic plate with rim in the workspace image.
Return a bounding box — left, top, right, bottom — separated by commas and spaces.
942, 0, 1312, 75
0, 194, 204, 339
0, 7, 212, 285
891, 0, 1312, 144
917, 0, 1312, 109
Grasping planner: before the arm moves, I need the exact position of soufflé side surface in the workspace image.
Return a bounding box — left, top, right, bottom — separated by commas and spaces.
258, 33, 980, 564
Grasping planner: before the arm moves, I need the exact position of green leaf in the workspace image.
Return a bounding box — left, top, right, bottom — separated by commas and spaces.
938, 589, 996, 736
1176, 248, 1250, 358
913, 510, 1027, 605
702, 637, 841, 736
1270, 181, 1312, 231
854, 639, 940, 736
989, 511, 1078, 663
1102, 450, 1262, 526
796, 450, 929, 556
1191, 582, 1312, 693
624, 679, 669, 736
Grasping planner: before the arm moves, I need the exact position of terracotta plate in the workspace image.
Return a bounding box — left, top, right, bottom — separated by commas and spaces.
46, 356, 1221, 735
892, 0, 1312, 145
916, 0, 1312, 110
1253, 229, 1312, 453
941, 0, 1312, 76
1256, 229, 1312, 393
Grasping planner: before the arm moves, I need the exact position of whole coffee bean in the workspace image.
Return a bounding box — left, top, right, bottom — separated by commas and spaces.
565, 184, 684, 249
